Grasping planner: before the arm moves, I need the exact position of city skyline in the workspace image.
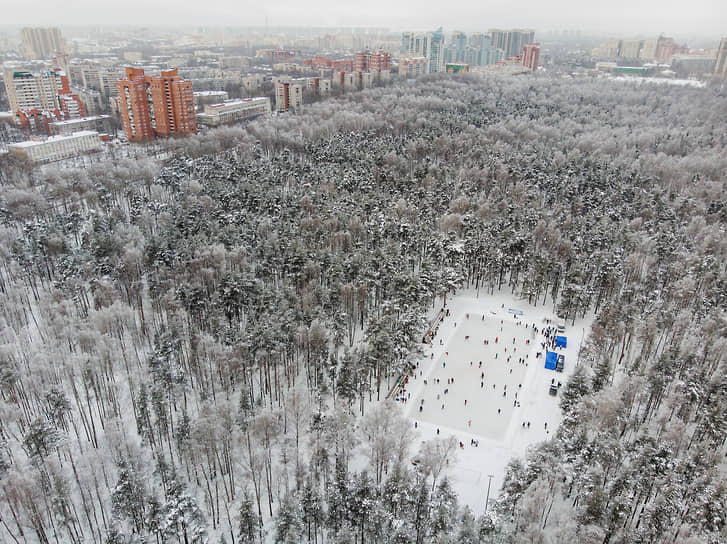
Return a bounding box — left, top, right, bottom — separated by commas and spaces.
2, 0, 726, 37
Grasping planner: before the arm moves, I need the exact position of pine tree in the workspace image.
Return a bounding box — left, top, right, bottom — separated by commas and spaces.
275, 493, 302, 544
327, 455, 350, 534
430, 477, 458, 538
161, 482, 208, 544
239, 491, 262, 544
457, 506, 478, 544
301, 478, 324, 543
411, 477, 430, 544
591, 356, 611, 392
560, 364, 591, 414
351, 471, 376, 544
111, 458, 149, 535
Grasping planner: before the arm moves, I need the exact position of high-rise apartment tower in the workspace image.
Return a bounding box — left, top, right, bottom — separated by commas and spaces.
714, 37, 727, 79
21, 27, 67, 59
116, 67, 196, 142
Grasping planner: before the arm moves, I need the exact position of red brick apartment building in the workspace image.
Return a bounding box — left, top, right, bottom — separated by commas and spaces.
355, 50, 392, 73
116, 67, 196, 142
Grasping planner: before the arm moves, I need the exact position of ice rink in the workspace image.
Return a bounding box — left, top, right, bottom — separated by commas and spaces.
412, 315, 534, 440
400, 291, 593, 510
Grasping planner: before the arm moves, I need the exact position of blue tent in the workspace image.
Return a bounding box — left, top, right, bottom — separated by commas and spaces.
545, 351, 557, 370
555, 336, 567, 348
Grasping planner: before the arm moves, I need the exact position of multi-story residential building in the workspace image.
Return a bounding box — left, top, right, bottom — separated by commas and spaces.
593, 35, 687, 62
4, 69, 85, 133
219, 56, 252, 70
116, 67, 153, 141
70, 63, 99, 90
451, 31, 468, 63
355, 50, 393, 73
401, 28, 446, 74
399, 57, 428, 78
357, 72, 374, 89
318, 78, 332, 95
275, 81, 303, 113
52, 52, 70, 75
116, 67, 196, 142
489, 29, 535, 59
714, 38, 727, 79
241, 74, 264, 95
591, 39, 621, 58
21, 27, 67, 59
58, 93, 85, 119
640, 39, 658, 61
303, 56, 355, 72
656, 36, 687, 62
427, 28, 445, 73
14, 109, 63, 134
401, 32, 414, 54
148, 69, 196, 137
290, 77, 331, 96
521, 43, 541, 71
255, 49, 298, 63
69, 63, 123, 96
72, 86, 104, 115
49, 115, 113, 136
273, 63, 305, 74
670, 54, 716, 77
194, 91, 229, 111
333, 72, 357, 91
8, 130, 103, 163
619, 40, 643, 59
463, 33, 492, 66
195, 97, 271, 126
4, 69, 69, 112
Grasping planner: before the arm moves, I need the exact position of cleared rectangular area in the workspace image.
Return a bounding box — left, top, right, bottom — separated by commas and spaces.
411, 314, 535, 440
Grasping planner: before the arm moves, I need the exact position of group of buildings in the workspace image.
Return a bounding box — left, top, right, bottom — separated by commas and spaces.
592, 35, 727, 79
3, 68, 88, 133
399, 28, 538, 76
0, 26, 541, 164
591, 35, 686, 61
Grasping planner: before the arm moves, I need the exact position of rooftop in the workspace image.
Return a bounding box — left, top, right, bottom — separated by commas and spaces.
9, 130, 100, 148
206, 97, 269, 110
49, 115, 111, 126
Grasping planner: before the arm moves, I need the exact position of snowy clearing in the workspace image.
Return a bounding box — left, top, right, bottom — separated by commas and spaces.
399, 290, 593, 511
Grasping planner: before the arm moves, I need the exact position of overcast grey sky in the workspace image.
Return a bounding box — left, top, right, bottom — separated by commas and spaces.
4, 0, 726, 38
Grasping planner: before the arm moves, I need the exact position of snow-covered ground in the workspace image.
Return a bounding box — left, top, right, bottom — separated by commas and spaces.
612, 76, 706, 88
398, 289, 593, 511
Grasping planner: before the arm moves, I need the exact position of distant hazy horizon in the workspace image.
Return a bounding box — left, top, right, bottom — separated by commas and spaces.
3, 0, 726, 40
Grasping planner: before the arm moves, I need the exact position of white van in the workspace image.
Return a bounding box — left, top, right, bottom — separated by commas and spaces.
557, 322, 566, 333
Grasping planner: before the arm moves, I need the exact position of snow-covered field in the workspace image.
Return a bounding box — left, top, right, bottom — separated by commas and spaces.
399, 290, 593, 511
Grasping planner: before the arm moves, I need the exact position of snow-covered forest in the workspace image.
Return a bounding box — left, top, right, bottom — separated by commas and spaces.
0, 72, 726, 543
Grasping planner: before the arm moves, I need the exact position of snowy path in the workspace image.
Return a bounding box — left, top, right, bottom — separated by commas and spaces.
397, 290, 592, 511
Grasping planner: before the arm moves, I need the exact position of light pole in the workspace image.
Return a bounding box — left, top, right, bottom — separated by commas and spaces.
485, 474, 494, 512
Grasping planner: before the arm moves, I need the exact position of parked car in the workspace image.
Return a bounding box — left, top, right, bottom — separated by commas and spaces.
556, 354, 565, 372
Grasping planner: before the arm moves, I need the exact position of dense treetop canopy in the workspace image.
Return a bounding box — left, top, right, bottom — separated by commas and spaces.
0, 73, 725, 543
